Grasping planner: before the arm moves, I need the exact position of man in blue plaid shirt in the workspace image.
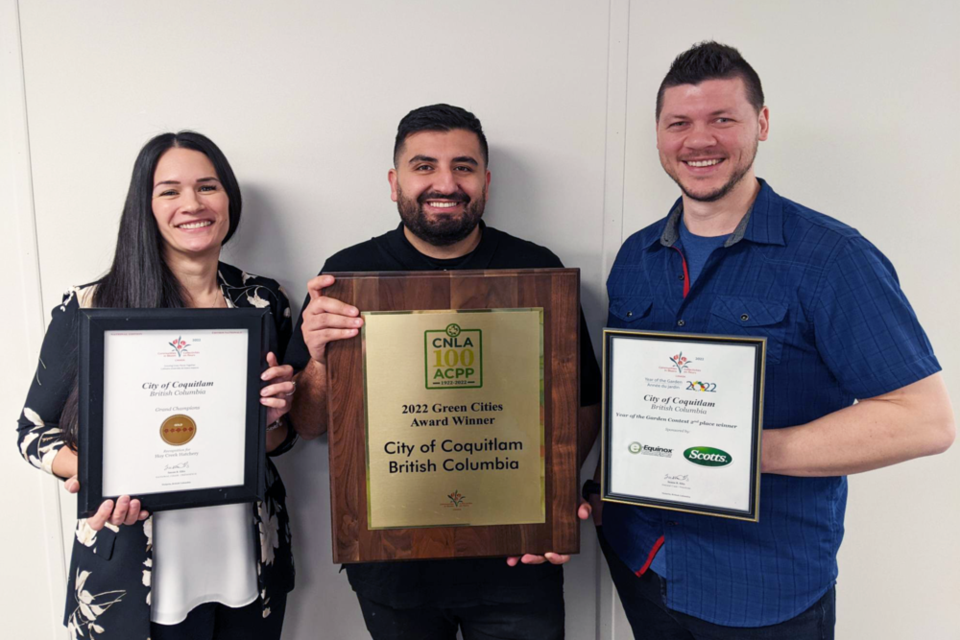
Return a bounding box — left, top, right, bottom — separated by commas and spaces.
592, 41, 955, 639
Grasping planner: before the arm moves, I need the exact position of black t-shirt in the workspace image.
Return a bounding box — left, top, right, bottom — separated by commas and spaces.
286, 222, 602, 608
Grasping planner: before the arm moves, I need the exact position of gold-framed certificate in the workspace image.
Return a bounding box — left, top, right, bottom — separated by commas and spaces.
601, 330, 766, 522
77, 308, 271, 518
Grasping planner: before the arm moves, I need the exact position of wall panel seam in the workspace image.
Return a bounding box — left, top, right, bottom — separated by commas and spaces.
598, 0, 631, 637
8, 0, 67, 637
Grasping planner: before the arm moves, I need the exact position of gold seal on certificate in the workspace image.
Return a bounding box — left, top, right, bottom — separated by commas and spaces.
160, 414, 197, 446
601, 330, 766, 521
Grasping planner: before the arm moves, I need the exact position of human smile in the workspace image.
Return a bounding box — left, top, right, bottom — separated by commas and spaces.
681, 157, 727, 176
420, 192, 469, 213
176, 220, 215, 230
684, 159, 723, 168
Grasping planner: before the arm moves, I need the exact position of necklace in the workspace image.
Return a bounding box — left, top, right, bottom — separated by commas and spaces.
189, 287, 228, 309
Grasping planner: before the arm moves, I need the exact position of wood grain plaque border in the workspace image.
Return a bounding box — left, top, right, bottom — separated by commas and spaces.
325, 268, 580, 563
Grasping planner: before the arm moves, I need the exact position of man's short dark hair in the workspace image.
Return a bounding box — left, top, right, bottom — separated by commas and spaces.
656, 42, 764, 120
394, 104, 489, 166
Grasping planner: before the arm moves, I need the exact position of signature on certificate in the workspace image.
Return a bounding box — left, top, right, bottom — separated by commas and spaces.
164, 461, 190, 471
664, 473, 689, 482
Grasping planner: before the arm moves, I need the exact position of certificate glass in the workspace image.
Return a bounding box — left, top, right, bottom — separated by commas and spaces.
78, 308, 269, 518
601, 330, 765, 521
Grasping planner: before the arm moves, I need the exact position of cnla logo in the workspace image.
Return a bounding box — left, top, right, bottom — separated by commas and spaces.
684, 446, 732, 467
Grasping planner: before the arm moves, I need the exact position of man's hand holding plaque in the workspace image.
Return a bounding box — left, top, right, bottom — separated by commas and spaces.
289, 275, 362, 441
506, 501, 598, 566
301, 274, 364, 360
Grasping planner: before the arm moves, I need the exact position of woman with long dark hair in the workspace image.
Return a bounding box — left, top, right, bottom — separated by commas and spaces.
17, 132, 296, 640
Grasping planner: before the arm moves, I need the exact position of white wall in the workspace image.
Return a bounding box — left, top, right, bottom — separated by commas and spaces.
3, 1, 957, 638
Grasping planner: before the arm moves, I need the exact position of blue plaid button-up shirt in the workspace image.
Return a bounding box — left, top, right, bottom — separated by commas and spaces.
603, 180, 940, 627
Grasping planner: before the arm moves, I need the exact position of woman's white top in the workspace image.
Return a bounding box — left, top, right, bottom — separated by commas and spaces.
150, 503, 259, 625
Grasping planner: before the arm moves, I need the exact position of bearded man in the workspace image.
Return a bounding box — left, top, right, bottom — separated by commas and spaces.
285, 104, 602, 640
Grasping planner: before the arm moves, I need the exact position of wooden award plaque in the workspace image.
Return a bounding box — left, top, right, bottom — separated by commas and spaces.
325, 268, 580, 563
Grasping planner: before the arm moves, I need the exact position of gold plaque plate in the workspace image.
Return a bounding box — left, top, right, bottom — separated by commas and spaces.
362, 308, 545, 529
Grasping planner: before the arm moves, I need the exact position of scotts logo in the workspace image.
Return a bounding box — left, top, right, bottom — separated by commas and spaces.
684, 446, 732, 467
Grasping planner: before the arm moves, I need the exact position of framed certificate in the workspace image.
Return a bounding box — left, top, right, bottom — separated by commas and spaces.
77, 308, 270, 518
601, 330, 765, 522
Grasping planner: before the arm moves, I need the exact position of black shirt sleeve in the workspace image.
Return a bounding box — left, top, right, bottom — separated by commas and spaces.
284, 257, 335, 372
17, 294, 79, 475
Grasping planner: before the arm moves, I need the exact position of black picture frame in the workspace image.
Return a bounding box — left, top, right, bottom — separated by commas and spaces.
77, 308, 270, 518
601, 329, 766, 522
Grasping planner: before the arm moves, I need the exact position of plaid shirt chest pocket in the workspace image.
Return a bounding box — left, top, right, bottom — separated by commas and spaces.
709, 295, 789, 364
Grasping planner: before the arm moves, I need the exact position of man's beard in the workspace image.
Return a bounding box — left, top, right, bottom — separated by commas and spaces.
667, 140, 757, 203
397, 185, 486, 246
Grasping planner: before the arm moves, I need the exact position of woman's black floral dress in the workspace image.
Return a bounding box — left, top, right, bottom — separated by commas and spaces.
16, 263, 296, 640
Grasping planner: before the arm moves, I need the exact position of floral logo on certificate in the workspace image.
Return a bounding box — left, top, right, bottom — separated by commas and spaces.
443, 489, 471, 509
169, 336, 190, 357
669, 352, 690, 373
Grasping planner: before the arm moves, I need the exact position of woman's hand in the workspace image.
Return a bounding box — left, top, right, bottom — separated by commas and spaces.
63, 478, 149, 531
57, 449, 148, 530
52, 446, 79, 479
261, 351, 295, 425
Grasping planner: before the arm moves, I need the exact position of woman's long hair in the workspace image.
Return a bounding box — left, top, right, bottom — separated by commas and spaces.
61, 131, 243, 449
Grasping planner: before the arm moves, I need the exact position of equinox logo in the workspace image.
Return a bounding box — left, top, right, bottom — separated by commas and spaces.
684, 446, 732, 467
629, 442, 673, 458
